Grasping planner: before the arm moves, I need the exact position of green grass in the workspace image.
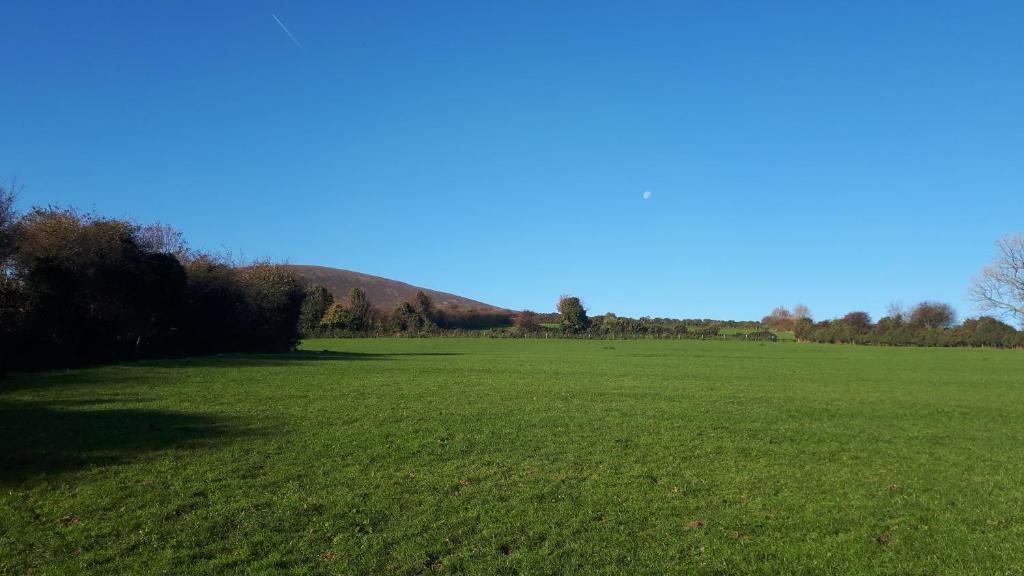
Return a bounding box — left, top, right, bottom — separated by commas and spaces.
2, 339, 1023, 574
718, 327, 795, 340
716, 327, 752, 334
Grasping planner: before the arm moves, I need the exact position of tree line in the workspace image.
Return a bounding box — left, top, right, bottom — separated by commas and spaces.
297, 286, 514, 338
761, 235, 1024, 349
0, 198, 307, 373
296, 291, 770, 341
3, 187, 1021, 373
0, 192, 525, 372
763, 301, 1024, 348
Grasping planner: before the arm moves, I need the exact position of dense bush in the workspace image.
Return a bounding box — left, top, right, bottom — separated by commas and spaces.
299, 288, 513, 338
512, 311, 541, 335
1, 201, 305, 373
235, 264, 305, 352
391, 301, 433, 333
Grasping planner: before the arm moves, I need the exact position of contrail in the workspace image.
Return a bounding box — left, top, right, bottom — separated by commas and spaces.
272, 14, 302, 48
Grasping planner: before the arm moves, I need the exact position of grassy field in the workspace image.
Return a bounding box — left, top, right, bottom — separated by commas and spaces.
2, 339, 1023, 574
718, 327, 796, 341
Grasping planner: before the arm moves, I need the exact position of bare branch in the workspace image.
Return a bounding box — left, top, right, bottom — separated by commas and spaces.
970, 234, 1024, 326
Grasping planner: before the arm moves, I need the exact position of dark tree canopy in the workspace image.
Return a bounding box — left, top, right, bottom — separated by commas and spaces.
1, 206, 306, 372
347, 287, 372, 332
0, 184, 16, 261
513, 310, 541, 335
910, 301, 956, 329
298, 284, 333, 336
842, 311, 872, 333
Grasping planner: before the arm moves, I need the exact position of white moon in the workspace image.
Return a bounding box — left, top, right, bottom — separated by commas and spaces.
642, 190, 652, 200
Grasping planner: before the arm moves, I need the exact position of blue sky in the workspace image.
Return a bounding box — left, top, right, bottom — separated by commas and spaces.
2, 1, 1021, 321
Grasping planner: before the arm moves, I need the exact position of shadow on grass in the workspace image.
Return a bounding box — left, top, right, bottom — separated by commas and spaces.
0, 350, 467, 392
0, 399, 248, 485
166, 349, 464, 368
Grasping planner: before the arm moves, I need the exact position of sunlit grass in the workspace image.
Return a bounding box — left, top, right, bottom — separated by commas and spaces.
2, 339, 1022, 574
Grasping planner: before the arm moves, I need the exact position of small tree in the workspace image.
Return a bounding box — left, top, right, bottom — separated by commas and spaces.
842, 311, 872, 333
319, 301, 350, 331
885, 302, 907, 323
512, 310, 541, 335
0, 183, 16, 264
0, 184, 20, 375
137, 223, 191, 261
909, 301, 956, 329
762, 306, 794, 330
557, 295, 588, 333
392, 301, 426, 333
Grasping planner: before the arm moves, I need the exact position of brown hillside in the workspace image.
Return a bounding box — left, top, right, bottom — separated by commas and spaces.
283, 265, 509, 312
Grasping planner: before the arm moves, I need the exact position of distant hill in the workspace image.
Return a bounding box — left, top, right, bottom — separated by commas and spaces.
283, 265, 509, 312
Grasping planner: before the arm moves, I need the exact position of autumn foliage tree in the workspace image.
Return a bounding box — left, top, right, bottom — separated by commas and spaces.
909, 302, 956, 329
762, 306, 794, 330
842, 311, 872, 333
512, 310, 541, 335
1, 201, 306, 371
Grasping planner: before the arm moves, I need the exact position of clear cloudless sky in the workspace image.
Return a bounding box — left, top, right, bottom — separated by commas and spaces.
2, 1, 1022, 320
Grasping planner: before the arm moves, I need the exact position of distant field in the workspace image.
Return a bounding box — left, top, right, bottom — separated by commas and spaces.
536, 325, 795, 340
719, 327, 796, 341
2, 339, 1023, 574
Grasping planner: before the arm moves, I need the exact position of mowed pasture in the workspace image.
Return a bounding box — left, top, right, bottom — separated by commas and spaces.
2, 339, 1023, 575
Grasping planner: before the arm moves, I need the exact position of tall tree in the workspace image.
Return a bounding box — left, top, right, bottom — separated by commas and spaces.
236, 263, 305, 352
970, 234, 1024, 326
0, 184, 21, 375
298, 284, 333, 335
412, 290, 435, 322
181, 255, 248, 354
348, 287, 372, 332
557, 295, 588, 333
319, 302, 349, 331
0, 183, 16, 262
885, 302, 907, 322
